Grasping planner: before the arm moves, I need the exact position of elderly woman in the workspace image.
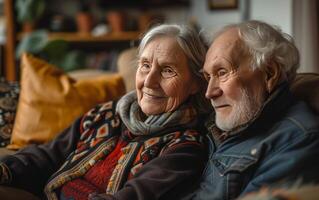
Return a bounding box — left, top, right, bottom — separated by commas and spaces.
0, 24, 211, 200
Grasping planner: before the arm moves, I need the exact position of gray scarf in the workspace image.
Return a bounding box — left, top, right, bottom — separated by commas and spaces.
116, 91, 199, 136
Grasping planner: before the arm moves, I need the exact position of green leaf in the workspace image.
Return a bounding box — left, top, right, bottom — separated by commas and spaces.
15, 30, 48, 58
57, 51, 86, 72
42, 40, 69, 60
15, 0, 46, 23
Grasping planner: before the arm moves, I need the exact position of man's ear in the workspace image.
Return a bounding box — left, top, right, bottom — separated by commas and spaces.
264, 62, 281, 93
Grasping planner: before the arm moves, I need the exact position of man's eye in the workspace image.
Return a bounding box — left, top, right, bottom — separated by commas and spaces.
216, 69, 228, 77
161, 67, 176, 78
204, 73, 211, 81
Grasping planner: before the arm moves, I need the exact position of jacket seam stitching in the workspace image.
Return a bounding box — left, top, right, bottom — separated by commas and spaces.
286, 117, 307, 133
258, 132, 318, 166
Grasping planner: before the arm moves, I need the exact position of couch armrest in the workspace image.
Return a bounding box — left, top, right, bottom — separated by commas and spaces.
0, 147, 15, 158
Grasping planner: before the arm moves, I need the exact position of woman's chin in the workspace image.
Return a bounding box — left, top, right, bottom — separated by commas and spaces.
141, 106, 163, 116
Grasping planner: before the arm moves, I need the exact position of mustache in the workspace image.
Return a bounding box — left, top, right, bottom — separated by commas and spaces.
211, 99, 231, 107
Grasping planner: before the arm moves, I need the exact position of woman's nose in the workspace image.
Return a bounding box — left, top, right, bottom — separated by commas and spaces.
144, 69, 160, 88
205, 79, 223, 99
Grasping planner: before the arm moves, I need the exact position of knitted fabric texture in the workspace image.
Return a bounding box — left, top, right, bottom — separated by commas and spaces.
45, 98, 204, 199
117, 91, 199, 136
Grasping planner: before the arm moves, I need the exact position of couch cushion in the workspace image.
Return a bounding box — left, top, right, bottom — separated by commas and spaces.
0, 186, 40, 200
7, 54, 125, 150
290, 73, 319, 114
117, 47, 138, 92
0, 79, 19, 147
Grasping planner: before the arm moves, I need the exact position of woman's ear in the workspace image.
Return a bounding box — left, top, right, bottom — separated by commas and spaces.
264, 62, 281, 93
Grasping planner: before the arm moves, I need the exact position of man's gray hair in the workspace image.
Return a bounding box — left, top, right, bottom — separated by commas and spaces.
138, 24, 211, 114
212, 20, 300, 82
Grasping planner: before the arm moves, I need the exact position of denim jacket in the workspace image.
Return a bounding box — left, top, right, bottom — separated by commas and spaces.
192, 84, 319, 200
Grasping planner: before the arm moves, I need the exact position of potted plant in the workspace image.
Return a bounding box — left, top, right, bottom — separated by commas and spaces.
15, 0, 46, 32
16, 30, 86, 72
76, 0, 94, 34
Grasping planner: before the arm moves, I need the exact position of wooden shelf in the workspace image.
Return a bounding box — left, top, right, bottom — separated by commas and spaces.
3, 0, 145, 81
17, 31, 142, 42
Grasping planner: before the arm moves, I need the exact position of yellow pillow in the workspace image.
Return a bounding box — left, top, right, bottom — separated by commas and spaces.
7, 54, 126, 149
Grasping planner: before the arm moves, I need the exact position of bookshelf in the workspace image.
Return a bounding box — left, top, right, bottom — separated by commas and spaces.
3, 0, 141, 81
17, 31, 141, 42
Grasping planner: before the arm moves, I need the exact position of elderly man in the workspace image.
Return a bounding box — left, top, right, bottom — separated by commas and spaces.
192, 20, 319, 200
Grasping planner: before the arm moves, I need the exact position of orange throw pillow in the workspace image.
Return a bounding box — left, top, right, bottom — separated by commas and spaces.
8, 54, 125, 149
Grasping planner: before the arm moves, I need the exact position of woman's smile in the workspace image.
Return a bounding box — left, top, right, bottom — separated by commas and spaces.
143, 92, 165, 99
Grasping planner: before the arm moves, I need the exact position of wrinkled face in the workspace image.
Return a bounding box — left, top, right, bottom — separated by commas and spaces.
136, 36, 199, 116
203, 28, 268, 131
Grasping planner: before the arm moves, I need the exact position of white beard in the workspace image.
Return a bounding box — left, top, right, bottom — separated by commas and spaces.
215, 87, 266, 131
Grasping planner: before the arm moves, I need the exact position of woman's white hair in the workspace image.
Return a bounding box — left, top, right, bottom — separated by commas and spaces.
212, 20, 300, 82
138, 24, 211, 114
138, 24, 207, 79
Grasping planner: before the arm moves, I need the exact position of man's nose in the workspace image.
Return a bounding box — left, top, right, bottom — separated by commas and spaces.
205, 79, 223, 99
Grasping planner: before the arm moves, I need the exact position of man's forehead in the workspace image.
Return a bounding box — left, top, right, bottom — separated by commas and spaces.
204, 28, 245, 71
210, 28, 240, 52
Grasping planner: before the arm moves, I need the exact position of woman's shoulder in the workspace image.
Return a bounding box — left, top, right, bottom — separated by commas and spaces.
84, 101, 117, 117
79, 100, 121, 133
160, 129, 207, 151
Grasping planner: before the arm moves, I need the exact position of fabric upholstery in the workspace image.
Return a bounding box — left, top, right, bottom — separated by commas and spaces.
117, 47, 138, 92
290, 73, 319, 114
7, 54, 125, 150
0, 78, 19, 147
0, 186, 40, 200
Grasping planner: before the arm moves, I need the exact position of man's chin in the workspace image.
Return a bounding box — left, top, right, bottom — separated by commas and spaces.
216, 123, 233, 132
216, 118, 234, 131
215, 115, 244, 132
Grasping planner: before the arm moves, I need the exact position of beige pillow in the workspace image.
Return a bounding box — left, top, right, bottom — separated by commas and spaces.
7, 54, 126, 149
117, 47, 138, 92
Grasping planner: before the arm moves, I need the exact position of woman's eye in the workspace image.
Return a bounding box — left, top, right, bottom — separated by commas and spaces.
161, 67, 176, 78
139, 63, 151, 72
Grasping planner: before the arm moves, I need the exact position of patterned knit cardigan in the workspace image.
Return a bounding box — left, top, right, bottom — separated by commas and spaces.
40, 101, 207, 199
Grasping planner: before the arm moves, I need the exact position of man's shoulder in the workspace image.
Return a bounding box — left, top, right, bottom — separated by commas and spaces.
280, 100, 319, 135
237, 100, 319, 157
256, 100, 319, 157
259, 100, 319, 152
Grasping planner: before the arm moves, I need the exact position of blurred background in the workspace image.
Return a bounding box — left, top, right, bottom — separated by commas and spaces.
0, 0, 318, 81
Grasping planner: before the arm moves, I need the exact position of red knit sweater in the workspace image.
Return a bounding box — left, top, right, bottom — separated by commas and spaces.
61, 140, 127, 200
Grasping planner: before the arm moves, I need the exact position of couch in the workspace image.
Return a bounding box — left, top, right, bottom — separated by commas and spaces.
0, 48, 137, 156
0, 47, 318, 199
